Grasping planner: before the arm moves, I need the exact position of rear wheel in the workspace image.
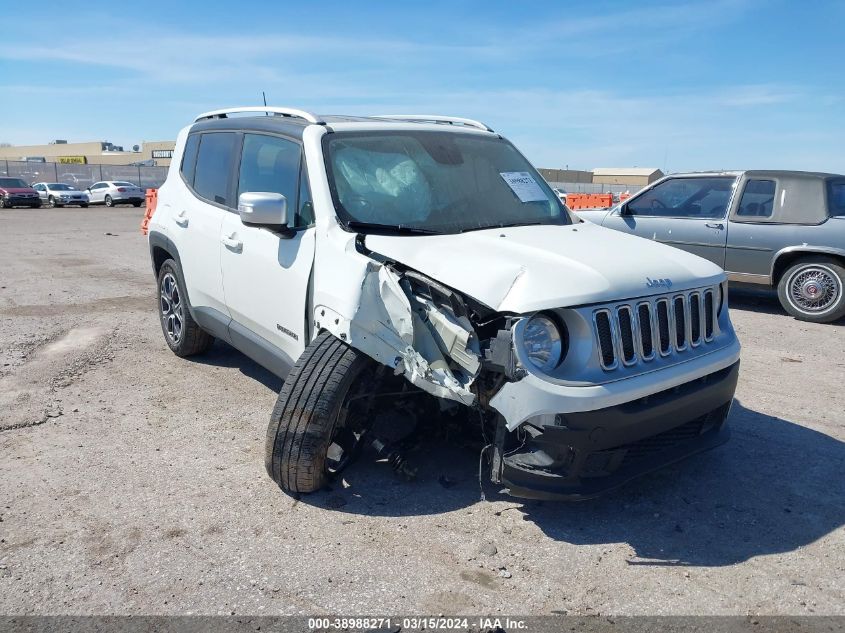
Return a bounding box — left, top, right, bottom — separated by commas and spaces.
104, 195, 114, 207
265, 331, 374, 494
133, 201, 142, 207
777, 256, 845, 323
80, 203, 88, 208
156, 258, 213, 356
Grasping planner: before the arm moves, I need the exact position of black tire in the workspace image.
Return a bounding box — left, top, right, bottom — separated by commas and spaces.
777, 256, 845, 323
0, 198, 6, 209
265, 331, 373, 494
104, 195, 114, 207
133, 201, 142, 207
48, 195, 57, 208
156, 258, 213, 356
81, 203, 88, 208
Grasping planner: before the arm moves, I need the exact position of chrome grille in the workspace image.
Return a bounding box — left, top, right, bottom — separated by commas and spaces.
593, 287, 719, 371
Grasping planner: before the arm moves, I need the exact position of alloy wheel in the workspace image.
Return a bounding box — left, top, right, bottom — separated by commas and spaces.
159, 272, 184, 344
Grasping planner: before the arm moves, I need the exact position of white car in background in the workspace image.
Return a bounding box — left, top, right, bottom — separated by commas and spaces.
86, 181, 144, 207
31, 182, 89, 207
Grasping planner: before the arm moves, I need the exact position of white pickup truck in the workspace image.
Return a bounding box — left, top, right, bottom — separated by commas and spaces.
147, 107, 741, 500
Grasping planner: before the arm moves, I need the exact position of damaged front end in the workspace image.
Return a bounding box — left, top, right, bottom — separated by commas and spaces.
315, 250, 739, 501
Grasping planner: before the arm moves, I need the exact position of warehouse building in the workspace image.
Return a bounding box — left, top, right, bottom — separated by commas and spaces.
537, 168, 593, 184
592, 167, 664, 187
0, 140, 176, 167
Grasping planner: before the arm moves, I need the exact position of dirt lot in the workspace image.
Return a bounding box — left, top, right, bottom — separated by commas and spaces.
0, 207, 843, 616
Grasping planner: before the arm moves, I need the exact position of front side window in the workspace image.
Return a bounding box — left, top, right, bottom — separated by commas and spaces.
323, 131, 566, 234
627, 177, 735, 219
736, 179, 776, 218
193, 132, 237, 206
828, 180, 845, 217
237, 134, 301, 217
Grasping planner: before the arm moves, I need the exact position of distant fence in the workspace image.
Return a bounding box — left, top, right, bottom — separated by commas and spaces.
548, 181, 643, 195
0, 160, 168, 190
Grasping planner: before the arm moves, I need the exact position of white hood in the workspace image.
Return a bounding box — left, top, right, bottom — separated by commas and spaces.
365, 222, 725, 313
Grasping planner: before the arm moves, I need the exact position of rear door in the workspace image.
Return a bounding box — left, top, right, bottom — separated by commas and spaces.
173, 131, 237, 315
602, 176, 735, 267
220, 132, 316, 372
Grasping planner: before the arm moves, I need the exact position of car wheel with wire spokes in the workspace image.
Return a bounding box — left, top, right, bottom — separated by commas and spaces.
157, 258, 213, 356
265, 331, 376, 494
777, 256, 845, 323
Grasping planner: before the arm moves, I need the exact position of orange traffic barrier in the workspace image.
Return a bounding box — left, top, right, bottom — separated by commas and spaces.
619, 192, 631, 202
140, 188, 158, 235
566, 193, 614, 210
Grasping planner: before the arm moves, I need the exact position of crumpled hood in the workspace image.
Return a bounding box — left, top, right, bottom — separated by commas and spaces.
365, 222, 726, 313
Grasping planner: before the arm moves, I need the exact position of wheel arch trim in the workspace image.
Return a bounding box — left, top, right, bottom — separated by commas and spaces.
771, 245, 845, 282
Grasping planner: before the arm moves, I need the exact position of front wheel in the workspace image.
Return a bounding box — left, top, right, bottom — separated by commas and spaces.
265, 331, 374, 494
104, 195, 114, 207
80, 203, 89, 208
777, 257, 845, 323
0, 198, 8, 208
156, 258, 213, 356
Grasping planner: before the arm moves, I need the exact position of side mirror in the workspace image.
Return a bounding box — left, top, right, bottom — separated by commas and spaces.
619, 202, 631, 216
238, 191, 288, 227
86, 187, 91, 192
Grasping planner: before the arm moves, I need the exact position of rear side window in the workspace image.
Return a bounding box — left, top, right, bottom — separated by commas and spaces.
828, 180, 845, 216
181, 134, 200, 186
736, 179, 776, 218
194, 132, 237, 206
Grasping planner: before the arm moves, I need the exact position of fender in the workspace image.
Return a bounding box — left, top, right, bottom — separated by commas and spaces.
771, 244, 845, 278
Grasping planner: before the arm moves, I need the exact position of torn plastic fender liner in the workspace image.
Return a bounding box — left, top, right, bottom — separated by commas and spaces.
316, 262, 478, 406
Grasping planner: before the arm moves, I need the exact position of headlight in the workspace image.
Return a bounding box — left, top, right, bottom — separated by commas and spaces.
521, 313, 564, 372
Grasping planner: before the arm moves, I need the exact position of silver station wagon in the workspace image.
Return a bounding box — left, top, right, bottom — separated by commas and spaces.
579, 170, 845, 323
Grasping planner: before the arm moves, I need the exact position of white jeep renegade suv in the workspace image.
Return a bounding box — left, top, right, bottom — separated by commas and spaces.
147, 107, 741, 500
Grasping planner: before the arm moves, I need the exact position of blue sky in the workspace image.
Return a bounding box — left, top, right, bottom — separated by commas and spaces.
1, 0, 843, 172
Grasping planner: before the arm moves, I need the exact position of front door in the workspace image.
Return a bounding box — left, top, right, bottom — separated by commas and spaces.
220, 132, 316, 369
602, 176, 735, 267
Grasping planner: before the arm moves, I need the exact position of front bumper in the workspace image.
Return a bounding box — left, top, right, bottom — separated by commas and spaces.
4, 196, 40, 207
497, 360, 739, 500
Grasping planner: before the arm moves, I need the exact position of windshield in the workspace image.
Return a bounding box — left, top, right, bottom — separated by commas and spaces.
323, 131, 569, 234
48, 183, 74, 191
0, 178, 28, 188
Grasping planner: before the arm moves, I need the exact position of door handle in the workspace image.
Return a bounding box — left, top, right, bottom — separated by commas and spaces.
173, 210, 188, 227
705, 222, 724, 230
221, 234, 243, 252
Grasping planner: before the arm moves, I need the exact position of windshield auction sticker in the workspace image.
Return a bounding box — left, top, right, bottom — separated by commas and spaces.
500, 171, 547, 202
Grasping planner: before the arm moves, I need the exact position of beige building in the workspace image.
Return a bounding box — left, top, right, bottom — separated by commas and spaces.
592, 167, 664, 187
0, 140, 176, 167
537, 168, 594, 184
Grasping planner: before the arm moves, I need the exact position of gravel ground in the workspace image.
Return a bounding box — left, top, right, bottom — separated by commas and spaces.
0, 208, 843, 616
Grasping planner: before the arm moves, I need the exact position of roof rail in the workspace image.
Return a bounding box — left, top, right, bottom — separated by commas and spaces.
194, 107, 324, 124
373, 114, 494, 132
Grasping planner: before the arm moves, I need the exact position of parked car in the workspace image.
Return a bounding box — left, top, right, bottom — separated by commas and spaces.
579, 171, 845, 323
147, 107, 740, 501
0, 177, 41, 208
31, 182, 89, 207
86, 181, 144, 207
